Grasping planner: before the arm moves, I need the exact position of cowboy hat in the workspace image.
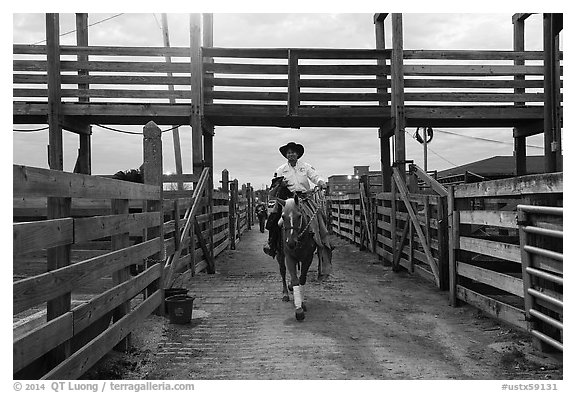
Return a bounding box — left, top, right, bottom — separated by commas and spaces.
279, 142, 304, 158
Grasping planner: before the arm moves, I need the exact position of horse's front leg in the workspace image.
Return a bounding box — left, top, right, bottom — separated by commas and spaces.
297, 244, 316, 313
285, 254, 305, 321
276, 253, 290, 302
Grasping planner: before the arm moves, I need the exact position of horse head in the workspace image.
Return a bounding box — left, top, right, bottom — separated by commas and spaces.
278, 196, 306, 251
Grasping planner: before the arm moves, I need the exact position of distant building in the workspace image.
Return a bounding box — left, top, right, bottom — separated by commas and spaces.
328, 165, 382, 195
436, 155, 552, 185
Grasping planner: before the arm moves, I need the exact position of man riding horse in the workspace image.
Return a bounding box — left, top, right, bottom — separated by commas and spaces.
263, 142, 333, 279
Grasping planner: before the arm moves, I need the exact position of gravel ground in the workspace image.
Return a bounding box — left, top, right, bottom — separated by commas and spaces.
83, 228, 563, 381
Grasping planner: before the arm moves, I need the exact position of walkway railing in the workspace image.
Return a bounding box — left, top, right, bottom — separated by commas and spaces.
14, 45, 559, 116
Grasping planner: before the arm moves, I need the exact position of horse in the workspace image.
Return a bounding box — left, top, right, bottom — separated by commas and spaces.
276, 193, 318, 321
255, 203, 268, 233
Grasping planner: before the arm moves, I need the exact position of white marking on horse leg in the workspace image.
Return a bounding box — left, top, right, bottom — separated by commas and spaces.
293, 285, 302, 308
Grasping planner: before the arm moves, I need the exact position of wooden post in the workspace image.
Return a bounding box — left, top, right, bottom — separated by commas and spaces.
437, 196, 449, 291
203, 131, 215, 266
111, 198, 131, 351
229, 179, 238, 250
424, 196, 431, 247
338, 199, 342, 236
45, 13, 72, 368
408, 219, 414, 272
448, 185, 459, 306
221, 169, 229, 193
543, 14, 562, 173
375, 14, 392, 193
391, 177, 398, 270
142, 121, 164, 311
161, 13, 184, 190
190, 13, 203, 177
202, 13, 215, 268
391, 13, 406, 181
512, 14, 527, 176
247, 182, 252, 229
287, 49, 300, 117
74, 13, 91, 175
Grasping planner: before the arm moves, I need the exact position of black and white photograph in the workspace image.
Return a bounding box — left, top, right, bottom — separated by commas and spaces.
8, 3, 568, 389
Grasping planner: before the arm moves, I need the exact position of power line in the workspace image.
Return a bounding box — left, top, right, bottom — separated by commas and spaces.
32, 13, 124, 45
13, 126, 50, 132
95, 124, 185, 134
14, 124, 184, 135
434, 128, 544, 150
152, 14, 162, 31
405, 130, 458, 167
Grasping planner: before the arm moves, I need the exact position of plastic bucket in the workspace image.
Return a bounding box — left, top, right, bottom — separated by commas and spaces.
164, 288, 189, 313
165, 295, 195, 324
165, 288, 188, 298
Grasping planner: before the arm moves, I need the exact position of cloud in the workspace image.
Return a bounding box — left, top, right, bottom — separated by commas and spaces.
11, 12, 559, 191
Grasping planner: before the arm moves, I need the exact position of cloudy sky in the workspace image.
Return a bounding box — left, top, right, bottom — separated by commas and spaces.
11, 6, 566, 190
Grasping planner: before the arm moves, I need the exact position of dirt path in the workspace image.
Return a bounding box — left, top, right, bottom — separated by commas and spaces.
85, 229, 562, 380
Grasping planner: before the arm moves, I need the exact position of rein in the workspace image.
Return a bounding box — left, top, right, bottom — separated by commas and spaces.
283, 187, 324, 242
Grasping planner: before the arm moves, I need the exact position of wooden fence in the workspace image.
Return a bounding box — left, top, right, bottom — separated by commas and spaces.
449, 173, 562, 346
13, 165, 164, 380
329, 164, 449, 289
13, 122, 255, 379
329, 170, 563, 350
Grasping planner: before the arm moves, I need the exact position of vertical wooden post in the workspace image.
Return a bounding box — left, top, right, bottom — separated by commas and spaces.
142, 121, 164, 310
287, 49, 300, 116
221, 169, 229, 193
375, 14, 392, 193
161, 13, 184, 190
391, 176, 398, 269
45, 13, 72, 368
202, 13, 215, 268
424, 196, 431, 247
543, 13, 562, 173
337, 200, 341, 236
448, 185, 459, 306
111, 198, 131, 351
190, 13, 203, 177
391, 14, 406, 181
247, 182, 252, 229
229, 179, 238, 249
352, 198, 356, 244
74, 13, 91, 175
408, 219, 414, 273
437, 196, 449, 291
513, 14, 527, 176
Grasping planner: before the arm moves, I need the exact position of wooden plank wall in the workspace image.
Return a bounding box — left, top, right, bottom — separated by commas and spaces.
13, 165, 163, 379
13, 165, 255, 379
448, 172, 563, 331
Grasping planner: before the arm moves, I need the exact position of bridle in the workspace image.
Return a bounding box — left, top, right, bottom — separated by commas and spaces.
282, 187, 323, 243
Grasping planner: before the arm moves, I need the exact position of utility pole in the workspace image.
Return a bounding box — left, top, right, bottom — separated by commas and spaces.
161, 13, 184, 190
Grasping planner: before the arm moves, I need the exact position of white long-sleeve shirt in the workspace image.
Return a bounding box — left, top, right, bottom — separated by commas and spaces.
274, 161, 326, 192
